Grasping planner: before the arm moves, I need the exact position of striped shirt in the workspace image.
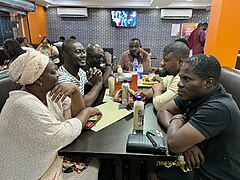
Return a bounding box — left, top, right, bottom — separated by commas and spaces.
58, 66, 88, 95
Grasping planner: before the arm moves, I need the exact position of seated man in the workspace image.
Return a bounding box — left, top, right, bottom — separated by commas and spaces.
82, 43, 113, 88
58, 39, 103, 107
118, 38, 151, 74
139, 41, 189, 111
156, 54, 240, 179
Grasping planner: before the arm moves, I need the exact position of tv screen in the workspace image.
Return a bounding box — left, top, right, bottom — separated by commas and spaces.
111, 10, 137, 27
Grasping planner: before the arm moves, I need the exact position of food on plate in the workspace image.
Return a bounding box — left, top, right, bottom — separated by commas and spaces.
142, 77, 154, 85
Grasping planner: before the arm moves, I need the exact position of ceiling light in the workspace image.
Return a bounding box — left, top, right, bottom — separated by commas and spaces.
101, 6, 104, 8
156, 6, 159, 8
186, 0, 193, 1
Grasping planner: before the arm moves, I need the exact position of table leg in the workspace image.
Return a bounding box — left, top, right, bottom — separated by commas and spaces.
115, 158, 123, 180
130, 160, 141, 180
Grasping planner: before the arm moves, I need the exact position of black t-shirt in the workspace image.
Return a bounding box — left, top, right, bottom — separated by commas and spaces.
81, 64, 105, 75
174, 84, 240, 179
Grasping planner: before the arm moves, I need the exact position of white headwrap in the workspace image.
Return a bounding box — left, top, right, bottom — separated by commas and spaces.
9, 50, 49, 85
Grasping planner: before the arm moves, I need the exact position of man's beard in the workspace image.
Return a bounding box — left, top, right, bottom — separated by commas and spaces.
158, 68, 168, 77
130, 51, 138, 58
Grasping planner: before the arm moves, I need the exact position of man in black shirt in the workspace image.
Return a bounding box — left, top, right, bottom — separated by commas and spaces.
82, 43, 113, 89
156, 54, 240, 179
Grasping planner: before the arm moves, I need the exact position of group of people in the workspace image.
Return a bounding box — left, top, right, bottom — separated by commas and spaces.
1, 35, 80, 70
0, 32, 240, 180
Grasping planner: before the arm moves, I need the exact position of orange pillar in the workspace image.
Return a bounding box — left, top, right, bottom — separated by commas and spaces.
23, 5, 47, 44
205, 0, 240, 68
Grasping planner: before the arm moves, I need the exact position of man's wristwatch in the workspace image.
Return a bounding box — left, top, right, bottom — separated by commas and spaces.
105, 63, 112, 67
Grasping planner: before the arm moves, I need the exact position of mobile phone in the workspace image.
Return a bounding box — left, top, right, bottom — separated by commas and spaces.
84, 115, 99, 129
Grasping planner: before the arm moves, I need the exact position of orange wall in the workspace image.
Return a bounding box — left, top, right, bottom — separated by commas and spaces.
23, 5, 47, 44
205, 0, 240, 67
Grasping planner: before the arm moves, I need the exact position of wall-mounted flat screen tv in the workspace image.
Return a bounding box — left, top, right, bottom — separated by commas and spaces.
111, 10, 137, 27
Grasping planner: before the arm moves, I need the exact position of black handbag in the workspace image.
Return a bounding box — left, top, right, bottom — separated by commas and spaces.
126, 131, 167, 155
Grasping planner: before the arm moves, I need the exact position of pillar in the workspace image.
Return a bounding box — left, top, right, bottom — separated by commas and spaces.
205, 0, 240, 68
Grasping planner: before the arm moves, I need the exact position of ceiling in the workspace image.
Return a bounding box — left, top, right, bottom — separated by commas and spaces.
33, 0, 212, 9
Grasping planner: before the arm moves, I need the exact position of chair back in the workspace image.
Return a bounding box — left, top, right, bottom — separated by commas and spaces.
0, 77, 17, 112
220, 66, 240, 109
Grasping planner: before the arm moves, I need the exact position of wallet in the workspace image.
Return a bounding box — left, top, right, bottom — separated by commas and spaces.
126, 132, 167, 155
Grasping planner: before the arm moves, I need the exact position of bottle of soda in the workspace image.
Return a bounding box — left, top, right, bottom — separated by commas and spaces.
137, 62, 143, 80
133, 57, 138, 73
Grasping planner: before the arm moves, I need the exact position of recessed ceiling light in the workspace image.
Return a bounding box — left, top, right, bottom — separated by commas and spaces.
156, 6, 159, 8
186, 0, 193, 1
101, 6, 104, 8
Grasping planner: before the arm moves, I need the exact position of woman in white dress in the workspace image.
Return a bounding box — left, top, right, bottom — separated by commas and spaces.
0, 50, 102, 180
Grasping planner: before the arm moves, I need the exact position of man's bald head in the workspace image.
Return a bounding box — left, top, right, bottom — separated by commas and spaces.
86, 43, 104, 67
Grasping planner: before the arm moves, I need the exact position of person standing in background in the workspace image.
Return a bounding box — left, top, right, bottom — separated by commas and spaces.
192, 22, 208, 55
118, 38, 151, 74
188, 23, 202, 50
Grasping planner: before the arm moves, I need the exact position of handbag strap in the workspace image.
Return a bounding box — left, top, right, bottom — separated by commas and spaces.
146, 131, 166, 151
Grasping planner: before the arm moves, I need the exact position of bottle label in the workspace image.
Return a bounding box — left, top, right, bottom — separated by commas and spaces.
133, 65, 138, 72
137, 109, 144, 126
138, 72, 143, 79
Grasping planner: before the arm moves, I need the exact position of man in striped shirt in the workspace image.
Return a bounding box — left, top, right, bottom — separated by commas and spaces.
58, 39, 103, 107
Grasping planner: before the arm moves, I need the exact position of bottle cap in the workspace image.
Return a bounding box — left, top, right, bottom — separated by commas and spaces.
139, 62, 142, 64
136, 96, 142, 101
109, 73, 113, 77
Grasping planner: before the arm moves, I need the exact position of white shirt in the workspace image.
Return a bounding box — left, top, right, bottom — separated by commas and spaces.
58, 66, 88, 95
153, 74, 180, 111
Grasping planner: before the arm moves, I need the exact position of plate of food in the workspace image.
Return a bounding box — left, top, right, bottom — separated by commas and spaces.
142, 77, 155, 85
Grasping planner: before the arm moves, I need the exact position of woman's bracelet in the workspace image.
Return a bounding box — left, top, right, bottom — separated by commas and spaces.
169, 116, 186, 124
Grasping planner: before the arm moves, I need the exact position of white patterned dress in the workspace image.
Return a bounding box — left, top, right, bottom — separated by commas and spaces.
0, 91, 99, 180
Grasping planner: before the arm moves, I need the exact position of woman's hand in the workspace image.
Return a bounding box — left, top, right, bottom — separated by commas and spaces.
47, 43, 51, 48
49, 83, 79, 103
89, 107, 103, 118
